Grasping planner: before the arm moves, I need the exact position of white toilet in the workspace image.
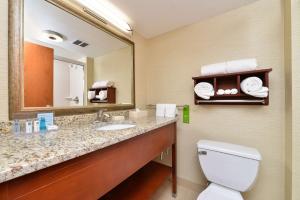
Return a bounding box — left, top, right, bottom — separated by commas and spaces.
197, 140, 262, 200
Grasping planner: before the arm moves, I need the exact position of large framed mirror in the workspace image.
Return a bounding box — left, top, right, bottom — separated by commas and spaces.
9, 0, 135, 119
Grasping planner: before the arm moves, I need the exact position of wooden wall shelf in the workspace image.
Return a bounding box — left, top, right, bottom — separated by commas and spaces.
192, 68, 272, 105
89, 87, 116, 104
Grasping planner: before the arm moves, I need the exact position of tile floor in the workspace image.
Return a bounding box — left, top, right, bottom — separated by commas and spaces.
152, 180, 201, 200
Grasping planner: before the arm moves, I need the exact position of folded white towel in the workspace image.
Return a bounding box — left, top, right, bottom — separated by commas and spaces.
156, 104, 165, 117
240, 77, 263, 93
200, 59, 258, 75
92, 81, 114, 89
165, 104, 177, 118
201, 62, 227, 76
226, 58, 257, 73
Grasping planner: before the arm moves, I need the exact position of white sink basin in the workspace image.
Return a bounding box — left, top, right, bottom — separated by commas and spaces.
97, 124, 136, 131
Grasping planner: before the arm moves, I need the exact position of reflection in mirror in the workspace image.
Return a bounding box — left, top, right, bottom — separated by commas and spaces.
23, 0, 134, 109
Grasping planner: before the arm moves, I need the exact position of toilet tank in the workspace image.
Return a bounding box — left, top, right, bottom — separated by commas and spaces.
197, 140, 261, 192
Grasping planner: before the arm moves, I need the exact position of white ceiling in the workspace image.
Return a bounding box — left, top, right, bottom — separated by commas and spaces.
108, 0, 258, 38
24, 0, 129, 60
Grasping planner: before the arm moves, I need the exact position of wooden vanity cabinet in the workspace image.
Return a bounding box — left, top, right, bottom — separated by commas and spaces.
0, 123, 177, 200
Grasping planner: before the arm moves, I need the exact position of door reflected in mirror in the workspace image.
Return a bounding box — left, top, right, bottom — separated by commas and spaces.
23, 0, 134, 109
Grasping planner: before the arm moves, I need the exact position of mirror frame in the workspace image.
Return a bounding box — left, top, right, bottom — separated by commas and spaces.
9, 0, 135, 119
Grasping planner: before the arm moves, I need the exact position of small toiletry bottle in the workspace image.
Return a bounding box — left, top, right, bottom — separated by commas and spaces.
34, 120, 40, 133
25, 120, 33, 134
39, 117, 47, 133
13, 120, 21, 134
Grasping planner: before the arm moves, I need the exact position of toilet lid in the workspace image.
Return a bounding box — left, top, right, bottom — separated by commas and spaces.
197, 183, 243, 200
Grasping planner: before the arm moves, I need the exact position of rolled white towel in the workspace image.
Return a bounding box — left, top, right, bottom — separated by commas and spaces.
241, 77, 263, 93
198, 90, 215, 96
194, 82, 215, 99
195, 82, 214, 92
247, 91, 268, 98
241, 77, 269, 98
247, 87, 269, 98
197, 93, 211, 100
96, 90, 107, 100
92, 80, 114, 89
226, 58, 257, 73
253, 87, 269, 93
230, 88, 238, 95
201, 62, 227, 76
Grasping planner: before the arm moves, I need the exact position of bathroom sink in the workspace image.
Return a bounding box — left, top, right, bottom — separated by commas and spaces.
96, 124, 136, 131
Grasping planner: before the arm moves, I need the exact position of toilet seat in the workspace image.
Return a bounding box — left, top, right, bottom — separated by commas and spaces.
197, 183, 243, 200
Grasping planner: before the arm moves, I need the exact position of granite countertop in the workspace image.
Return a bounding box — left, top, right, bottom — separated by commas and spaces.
0, 115, 177, 183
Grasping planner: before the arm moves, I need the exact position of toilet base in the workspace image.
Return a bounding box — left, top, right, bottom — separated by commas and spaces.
197, 183, 243, 200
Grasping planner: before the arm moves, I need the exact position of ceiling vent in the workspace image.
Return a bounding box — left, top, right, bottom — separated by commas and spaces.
72, 40, 89, 47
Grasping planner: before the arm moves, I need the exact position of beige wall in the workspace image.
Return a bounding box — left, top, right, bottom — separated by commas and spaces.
132, 33, 148, 108
291, 0, 300, 199
0, 0, 8, 121
284, 0, 292, 199
94, 46, 133, 104
84, 57, 94, 105
285, 0, 300, 199
146, 0, 285, 200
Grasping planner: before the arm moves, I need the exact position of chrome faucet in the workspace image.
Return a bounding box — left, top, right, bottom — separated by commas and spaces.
96, 109, 111, 122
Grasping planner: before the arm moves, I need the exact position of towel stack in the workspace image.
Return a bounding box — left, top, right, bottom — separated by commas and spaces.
194, 82, 215, 100
241, 77, 269, 98
201, 58, 257, 75
156, 104, 177, 118
92, 80, 114, 89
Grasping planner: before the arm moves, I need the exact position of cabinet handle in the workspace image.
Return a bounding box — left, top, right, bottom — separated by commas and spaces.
198, 151, 207, 155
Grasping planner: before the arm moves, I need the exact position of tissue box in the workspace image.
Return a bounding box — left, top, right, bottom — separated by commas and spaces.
129, 110, 148, 119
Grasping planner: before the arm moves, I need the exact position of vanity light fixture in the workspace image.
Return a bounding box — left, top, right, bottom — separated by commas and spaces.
42, 30, 64, 42
75, 0, 132, 33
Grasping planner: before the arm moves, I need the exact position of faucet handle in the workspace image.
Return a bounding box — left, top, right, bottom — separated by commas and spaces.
103, 113, 110, 117
103, 113, 111, 122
